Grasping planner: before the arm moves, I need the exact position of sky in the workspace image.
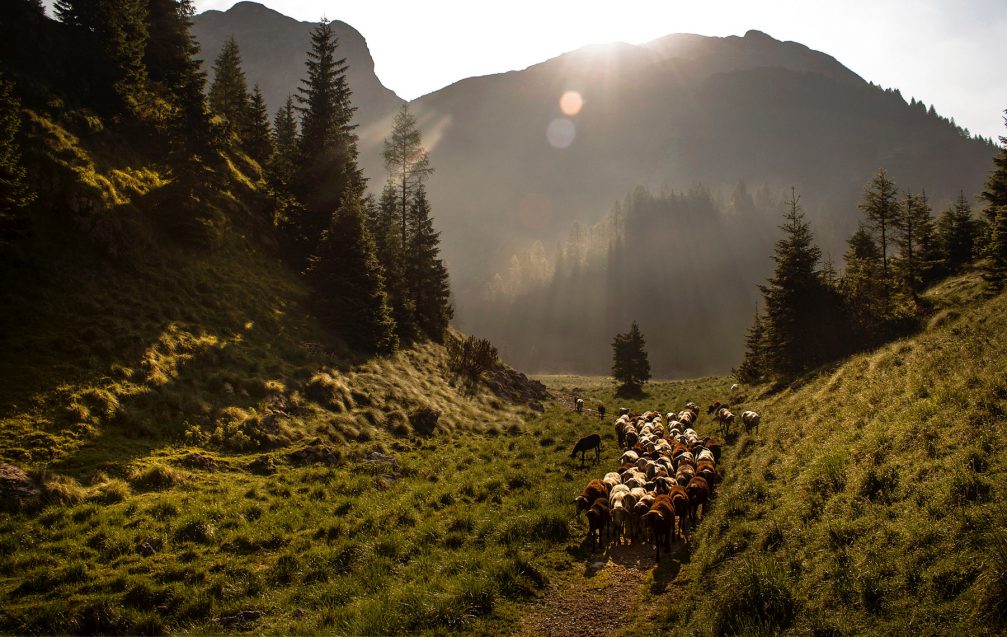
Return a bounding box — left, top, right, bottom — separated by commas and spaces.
44, 0, 1007, 141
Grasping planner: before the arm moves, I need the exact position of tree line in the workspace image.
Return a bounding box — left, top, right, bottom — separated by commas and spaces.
737, 120, 1007, 383
0, 1, 452, 355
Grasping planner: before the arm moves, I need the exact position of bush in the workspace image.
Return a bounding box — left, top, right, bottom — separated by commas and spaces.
447, 335, 498, 380
409, 408, 441, 436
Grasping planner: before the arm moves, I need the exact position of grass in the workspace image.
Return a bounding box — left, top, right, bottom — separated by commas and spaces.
656, 270, 1007, 636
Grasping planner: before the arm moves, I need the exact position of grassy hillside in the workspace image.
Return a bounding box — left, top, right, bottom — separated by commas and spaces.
640, 271, 1007, 636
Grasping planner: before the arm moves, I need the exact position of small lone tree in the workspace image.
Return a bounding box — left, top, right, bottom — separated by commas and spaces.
612, 321, 651, 394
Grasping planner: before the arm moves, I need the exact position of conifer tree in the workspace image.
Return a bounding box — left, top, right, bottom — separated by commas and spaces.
207, 36, 248, 130
985, 207, 1007, 290
55, 0, 149, 115
895, 190, 931, 296
0, 75, 34, 223
243, 85, 273, 166
858, 169, 899, 285
841, 225, 887, 346
937, 191, 978, 273
293, 18, 363, 254
980, 109, 1007, 227
144, 0, 210, 154
759, 189, 832, 377
611, 321, 651, 394
914, 191, 941, 283
383, 104, 433, 248
369, 183, 415, 336
735, 306, 766, 384
308, 196, 397, 354
269, 95, 297, 187
406, 185, 453, 341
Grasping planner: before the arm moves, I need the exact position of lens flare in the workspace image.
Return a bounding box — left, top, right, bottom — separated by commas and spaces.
559, 90, 584, 116
547, 118, 576, 149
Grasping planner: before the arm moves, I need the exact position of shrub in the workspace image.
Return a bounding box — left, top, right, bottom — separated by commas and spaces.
447, 335, 498, 380
409, 408, 441, 436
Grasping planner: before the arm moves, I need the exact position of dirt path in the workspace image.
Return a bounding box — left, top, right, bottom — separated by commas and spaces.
514, 541, 691, 637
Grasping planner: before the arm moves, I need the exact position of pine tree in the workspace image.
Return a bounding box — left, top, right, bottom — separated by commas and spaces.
243, 85, 273, 166
308, 196, 397, 354
293, 18, 363, 255
207, 35, 248, 130
383, 104, 433, 249
406, 185, 453, 341
760, 188, 832, 377
937, 191, 978, 273
144, 0, 210, 154
980, 109, 1007, 227
894, 190, 931, 296
611, 321, 651, 394
915, 190, 942, 283
55, 0, 149, 115
858, 169, 899, 286
269, 95, 297, 187
370, 183, 414, 336
985, 206, 1007, 290
735, 306, 766, 384
0, 75, 34, 224
841, 225, 887, 346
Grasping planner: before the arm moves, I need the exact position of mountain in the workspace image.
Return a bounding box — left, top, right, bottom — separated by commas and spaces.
400, 30, 995, 374
191, 1, 403, 128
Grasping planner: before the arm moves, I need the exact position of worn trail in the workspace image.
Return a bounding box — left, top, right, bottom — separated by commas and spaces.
515, 542, 690, 637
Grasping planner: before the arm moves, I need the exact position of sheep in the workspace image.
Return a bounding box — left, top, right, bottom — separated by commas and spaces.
574, 479, 608, 516
620, 450, 639, 465
696, 460, 718, 488
633, 492, 656, 543
570, 433, 602, 466
618, 407, 630, 417
575, 398, 584, 413
642, 494, 676, 561
702, 437, 723, 462
602, 472, 622, 492
614, 417, 628, 447
685, 476, 710, 530
610, 488, 637, 545
715, 407, 736, 436
624, 427, 639, 449
696, 448, 716, 464
675, 464, 695, 486
668, 484, 691, 542
586, 497, 610, 551
741, 410, 760, 435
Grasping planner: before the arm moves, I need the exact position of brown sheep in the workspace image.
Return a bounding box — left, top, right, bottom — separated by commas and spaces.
586, 497, 610, 552
642, 494, 676, 561
702, 437, 723, 462
668, 484, 690, 542
574, 479, 607, 516
685, 476, 710, 530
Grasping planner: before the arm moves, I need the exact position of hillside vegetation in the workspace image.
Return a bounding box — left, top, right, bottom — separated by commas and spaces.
645, 271, 1007, 635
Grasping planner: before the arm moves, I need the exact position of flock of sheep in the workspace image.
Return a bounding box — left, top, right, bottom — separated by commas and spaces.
571, 400, 761, 561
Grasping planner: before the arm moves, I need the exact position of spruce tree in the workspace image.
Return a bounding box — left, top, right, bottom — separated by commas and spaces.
294, 18, 363, 255
611, 321, 651, 394
243, 85, 273, 166
980, 109, 1007, 227
269, 95, 297, 187
55, 0, 149, 115
759, 189, 831, 377
144, 0, 210, 154
406, 185, 453, 341
937, 191, 978, 273
858, 169, 899, 286
985, 206, 1007, 290
735, 306, 766, 384
383, 104, 433, 249
915, 191, 941, 283
894, 190, 930, 296
371, 183, 414, 337
841, 225, 887, 346
308, 196, 397, 354
207, 35, 249, 130
0, 75, 34, 224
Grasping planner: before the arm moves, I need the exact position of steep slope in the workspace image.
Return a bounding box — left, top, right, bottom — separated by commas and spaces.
655, 272, 1007, 635
191, 1, 403, 128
